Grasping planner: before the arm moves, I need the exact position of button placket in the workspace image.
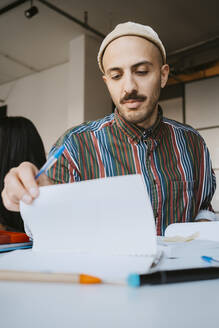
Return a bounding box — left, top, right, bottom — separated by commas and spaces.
143, 140, 158, 222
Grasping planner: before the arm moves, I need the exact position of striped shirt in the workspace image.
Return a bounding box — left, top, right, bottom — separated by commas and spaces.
47, 107, 216, 235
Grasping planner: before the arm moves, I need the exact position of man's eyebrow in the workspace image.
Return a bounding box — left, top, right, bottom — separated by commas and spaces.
106, 61, 153, 75
106, 67, 121, 75
132, 61, 153, 69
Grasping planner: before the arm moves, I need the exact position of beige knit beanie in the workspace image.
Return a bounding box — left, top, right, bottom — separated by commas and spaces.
97, 21, 166, 73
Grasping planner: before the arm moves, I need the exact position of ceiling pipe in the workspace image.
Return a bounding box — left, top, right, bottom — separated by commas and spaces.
0, 0, 29, 15
38, 0, 105, 39
168, 36, 219, 57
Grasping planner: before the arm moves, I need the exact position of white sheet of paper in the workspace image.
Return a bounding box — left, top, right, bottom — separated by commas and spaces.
7, 174, 157, 278
165, 222, 219, 242
21, 174, 157, 256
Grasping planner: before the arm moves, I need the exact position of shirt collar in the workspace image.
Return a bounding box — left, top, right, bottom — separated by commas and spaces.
114, 106, 163, 144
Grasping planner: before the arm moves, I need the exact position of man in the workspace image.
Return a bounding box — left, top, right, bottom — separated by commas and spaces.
2, 22, 216, 235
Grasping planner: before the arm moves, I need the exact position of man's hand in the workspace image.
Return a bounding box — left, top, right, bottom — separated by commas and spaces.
1, 161, 53, 212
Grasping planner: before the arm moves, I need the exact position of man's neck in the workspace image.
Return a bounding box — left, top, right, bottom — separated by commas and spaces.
136, 105, 159, 130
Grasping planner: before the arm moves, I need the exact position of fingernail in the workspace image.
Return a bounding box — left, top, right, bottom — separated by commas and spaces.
29, 187, 38, 197
22, 194, 32, 204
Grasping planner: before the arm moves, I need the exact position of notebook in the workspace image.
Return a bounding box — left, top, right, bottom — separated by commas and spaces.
0, 231, 32, 252
157, 221, 219, 271
0, 174, 157, 280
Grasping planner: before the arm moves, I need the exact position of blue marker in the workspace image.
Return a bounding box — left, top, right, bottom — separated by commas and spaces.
35, 145, 65, 180
127, 267, 219, 287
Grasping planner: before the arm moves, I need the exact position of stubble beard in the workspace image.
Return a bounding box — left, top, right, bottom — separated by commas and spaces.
118, 84, 161, 128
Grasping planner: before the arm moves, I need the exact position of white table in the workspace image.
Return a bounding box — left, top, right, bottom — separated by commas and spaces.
0, 277, 219, 328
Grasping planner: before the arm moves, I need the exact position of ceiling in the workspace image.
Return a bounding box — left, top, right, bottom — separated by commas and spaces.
0, 0, 219, 85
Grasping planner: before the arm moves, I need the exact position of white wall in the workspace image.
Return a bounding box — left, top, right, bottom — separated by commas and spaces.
186, 76, 219, 129
67, 34, 112, 127
67, 35, 85, 128
84, 35, 112, 121
0, 33, 112, 153
160, 97, 183, 123
0, 63, 69, 152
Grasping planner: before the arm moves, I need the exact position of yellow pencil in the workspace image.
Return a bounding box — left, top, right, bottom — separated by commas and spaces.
0, 270, 102, 284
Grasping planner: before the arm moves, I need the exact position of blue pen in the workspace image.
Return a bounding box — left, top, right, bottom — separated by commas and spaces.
35, 145, 65, 179
201, 256, 219, 264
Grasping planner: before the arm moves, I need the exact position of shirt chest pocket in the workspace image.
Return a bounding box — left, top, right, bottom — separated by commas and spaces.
163, 180, 197, 221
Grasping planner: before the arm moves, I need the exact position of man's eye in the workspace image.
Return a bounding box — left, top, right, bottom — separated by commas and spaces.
136, 70, 148, 75
111, 74, 121, 80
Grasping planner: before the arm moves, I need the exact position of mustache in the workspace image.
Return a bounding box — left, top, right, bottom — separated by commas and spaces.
120, 91, 146, 104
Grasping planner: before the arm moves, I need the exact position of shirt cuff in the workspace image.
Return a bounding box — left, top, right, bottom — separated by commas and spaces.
195, 210, 218, 221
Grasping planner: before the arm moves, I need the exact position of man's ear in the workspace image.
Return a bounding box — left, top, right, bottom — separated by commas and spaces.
102, 75, 107, 84
161, 64, 169, 88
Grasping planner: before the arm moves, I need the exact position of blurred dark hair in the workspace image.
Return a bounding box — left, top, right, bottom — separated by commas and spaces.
0, 116, 46, 231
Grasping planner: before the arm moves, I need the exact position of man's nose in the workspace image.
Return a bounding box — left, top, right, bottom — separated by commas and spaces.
122, 74, 137, 94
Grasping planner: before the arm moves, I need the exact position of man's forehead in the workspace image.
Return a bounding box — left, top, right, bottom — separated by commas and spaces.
102, 36, 160, 71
